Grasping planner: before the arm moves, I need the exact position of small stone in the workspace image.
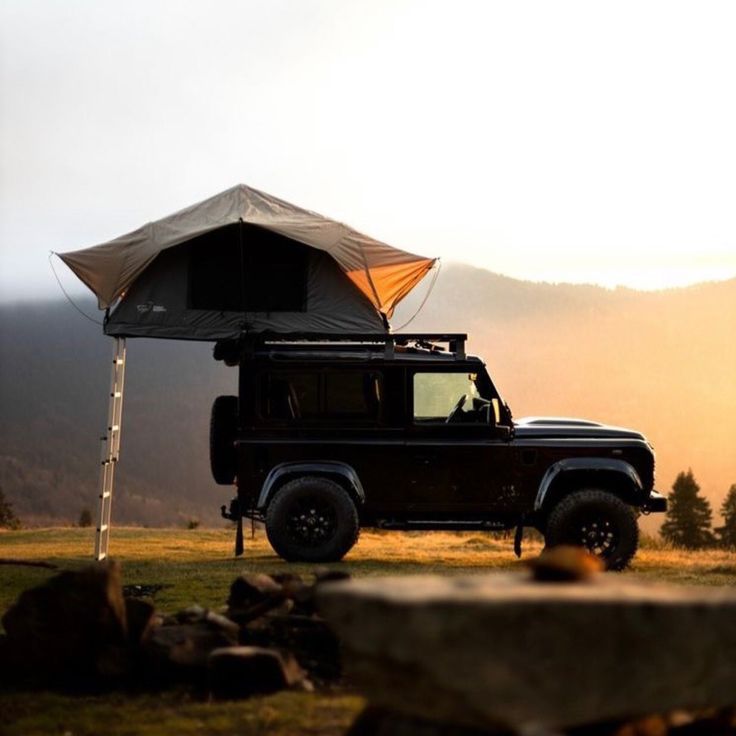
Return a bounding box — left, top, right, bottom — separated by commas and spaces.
124, 598, 156, 646
174, 604, 207, 623
227, 574, 288, 624
281, 580, 316, 616
204, 610, 241, 638
143, 622, 237, 682
207, 646, 305, 699
612, 715, 668, 736
227, 574, 283, 608
270, 573, 304, 586
527, 546, 604, 582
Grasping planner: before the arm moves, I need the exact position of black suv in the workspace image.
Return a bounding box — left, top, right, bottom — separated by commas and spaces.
211, 333, 666, 570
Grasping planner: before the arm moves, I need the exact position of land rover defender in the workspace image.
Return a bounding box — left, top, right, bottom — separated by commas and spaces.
211, 333, 666, 569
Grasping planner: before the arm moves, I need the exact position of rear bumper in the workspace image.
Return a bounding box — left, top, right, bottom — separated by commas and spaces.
642, 489, 667, 513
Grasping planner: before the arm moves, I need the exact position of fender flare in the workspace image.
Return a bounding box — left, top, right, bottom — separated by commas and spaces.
257, 461, 366, 510
534, 457, 644, 512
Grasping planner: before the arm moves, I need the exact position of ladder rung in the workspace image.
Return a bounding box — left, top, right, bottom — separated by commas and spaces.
109, 425, 120, 431
100, 491, 111, 499
111, 392, 122, 398
98, 524, 109, 532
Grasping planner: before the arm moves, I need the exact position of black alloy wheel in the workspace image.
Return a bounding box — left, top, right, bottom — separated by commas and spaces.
265, 476, 359, 562
286, 496, 338, 547
544, 489, 639, 570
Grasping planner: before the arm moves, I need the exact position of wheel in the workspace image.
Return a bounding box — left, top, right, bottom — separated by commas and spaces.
544, 489, 639, 570
265, 477, 360, 562
210, 395, 238, 485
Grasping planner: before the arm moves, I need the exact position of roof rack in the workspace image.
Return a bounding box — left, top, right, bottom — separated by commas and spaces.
213, 332, 467, 364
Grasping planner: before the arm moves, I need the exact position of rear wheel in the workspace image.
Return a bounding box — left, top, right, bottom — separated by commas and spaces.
265, 477, 359, 562
544, 489, 639, 570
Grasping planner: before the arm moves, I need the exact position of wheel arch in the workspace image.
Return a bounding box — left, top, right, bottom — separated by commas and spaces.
535, 458, 644, 515
257, 461, 365, 511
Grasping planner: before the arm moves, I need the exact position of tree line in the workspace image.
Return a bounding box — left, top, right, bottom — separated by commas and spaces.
660, 470, 736, 549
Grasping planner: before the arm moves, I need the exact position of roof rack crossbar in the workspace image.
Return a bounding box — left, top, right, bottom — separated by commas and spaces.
213, 332, 468, 363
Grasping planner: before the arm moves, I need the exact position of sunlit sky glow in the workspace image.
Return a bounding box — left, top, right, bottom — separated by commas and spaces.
1, 0, 735, 300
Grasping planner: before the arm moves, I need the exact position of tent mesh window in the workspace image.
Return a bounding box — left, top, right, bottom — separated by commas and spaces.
188, 223, 309, 313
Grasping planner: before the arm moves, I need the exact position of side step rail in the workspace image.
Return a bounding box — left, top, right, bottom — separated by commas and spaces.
94, 337, 127, 561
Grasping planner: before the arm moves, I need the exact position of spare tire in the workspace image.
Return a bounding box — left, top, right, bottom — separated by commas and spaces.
210, 395, 238, 485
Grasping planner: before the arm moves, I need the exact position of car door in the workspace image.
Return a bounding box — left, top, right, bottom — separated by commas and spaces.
405, 367, 513, 516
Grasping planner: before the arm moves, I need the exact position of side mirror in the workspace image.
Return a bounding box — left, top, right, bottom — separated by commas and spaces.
495, 424, 512, 439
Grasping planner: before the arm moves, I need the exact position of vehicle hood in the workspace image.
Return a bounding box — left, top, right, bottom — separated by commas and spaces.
513, 416, 646, 441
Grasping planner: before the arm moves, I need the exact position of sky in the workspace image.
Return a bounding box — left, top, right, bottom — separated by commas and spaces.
1, 0, 735, 303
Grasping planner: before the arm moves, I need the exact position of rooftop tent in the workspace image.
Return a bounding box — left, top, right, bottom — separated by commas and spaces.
58, 185, 437, 339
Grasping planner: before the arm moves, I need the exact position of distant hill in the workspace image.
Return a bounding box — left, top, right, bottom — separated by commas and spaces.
1, 264, 734, 529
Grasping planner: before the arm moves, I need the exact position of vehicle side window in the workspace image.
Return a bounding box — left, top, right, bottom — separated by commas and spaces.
260, 373, 320, 420
325, 371, 381, 417
413, 371, 489, 424
259, 371, 381, 422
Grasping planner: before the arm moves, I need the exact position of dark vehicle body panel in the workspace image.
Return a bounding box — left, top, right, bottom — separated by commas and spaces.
227, 343, 661, 531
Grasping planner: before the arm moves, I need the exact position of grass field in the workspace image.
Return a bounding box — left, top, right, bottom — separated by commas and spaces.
1, 527, 735, 735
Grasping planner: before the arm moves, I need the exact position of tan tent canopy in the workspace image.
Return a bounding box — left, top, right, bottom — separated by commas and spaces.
59, 185, 436, 338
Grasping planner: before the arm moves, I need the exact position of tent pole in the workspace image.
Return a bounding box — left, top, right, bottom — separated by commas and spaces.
94, 337, 127, 561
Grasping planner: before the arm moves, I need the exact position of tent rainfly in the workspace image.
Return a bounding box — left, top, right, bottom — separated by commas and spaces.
57, 185, 437, 561
58, 184, 437, 339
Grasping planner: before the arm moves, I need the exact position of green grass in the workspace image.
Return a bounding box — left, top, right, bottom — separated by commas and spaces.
0, 689, 363, 736
1, 527, 735, 735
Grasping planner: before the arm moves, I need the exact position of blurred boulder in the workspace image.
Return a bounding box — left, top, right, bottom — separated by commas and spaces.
318, 573, 736, 733
1, 560, 129, 687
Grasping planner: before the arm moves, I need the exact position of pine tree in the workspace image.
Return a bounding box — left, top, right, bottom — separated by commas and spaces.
661, 470, 714, 548
0, 486, 20, 529
78, 508, 93, 528
715, 484, 736, 549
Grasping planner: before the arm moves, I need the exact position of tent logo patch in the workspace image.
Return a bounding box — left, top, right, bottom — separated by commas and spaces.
137, 302, 167, 314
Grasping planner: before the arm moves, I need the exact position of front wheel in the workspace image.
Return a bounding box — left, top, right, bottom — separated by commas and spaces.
544, 489, 639, 570
265, 477, 360, 563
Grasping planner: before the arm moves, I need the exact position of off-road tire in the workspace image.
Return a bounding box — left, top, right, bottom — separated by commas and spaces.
265, 477, 360, 562
544, 489, 639, 570
210, 395, 238, 485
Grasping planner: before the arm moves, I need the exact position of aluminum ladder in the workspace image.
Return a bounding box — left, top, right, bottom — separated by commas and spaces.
95, 337, 126, 561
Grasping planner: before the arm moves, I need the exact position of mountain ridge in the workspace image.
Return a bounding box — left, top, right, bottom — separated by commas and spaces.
1, 263, 734, 528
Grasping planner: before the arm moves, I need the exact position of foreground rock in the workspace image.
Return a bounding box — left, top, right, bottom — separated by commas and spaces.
318, 573, 736, 733
1, 560, 133, 688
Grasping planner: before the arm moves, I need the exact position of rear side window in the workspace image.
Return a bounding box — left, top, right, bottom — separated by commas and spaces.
260, 370, 382, 422
325, 371, 381, 416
